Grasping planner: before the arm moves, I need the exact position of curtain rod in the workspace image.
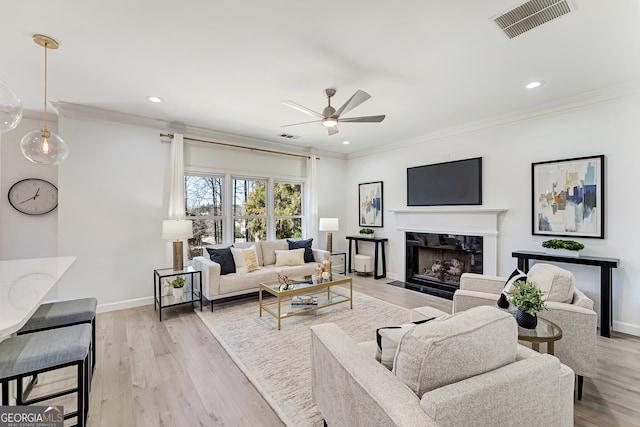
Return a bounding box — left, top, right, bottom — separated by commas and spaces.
160, 133, 319, 160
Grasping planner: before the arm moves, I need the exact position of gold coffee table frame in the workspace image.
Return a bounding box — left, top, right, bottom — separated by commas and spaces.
259, 274, 352, 330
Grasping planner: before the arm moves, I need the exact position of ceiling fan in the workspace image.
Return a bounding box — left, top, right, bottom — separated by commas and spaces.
282, 88, 385, 136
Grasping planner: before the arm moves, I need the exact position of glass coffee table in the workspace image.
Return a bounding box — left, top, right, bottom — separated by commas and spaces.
517, 317, 563, 355
259, 273, 352, 330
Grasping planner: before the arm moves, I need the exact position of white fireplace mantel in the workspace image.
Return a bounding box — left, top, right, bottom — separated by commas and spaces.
391, 207, 508, 276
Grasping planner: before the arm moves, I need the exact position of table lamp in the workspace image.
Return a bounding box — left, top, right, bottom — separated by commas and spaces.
162, 219, 193, 271
319, 218, 339, 253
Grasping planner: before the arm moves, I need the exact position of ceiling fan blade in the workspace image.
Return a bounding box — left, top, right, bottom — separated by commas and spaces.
339, 115, 386, 123
328, 126, 339, 136
332, 90, 371, 118
281, 119, 322, 127
282, 101, 324, 118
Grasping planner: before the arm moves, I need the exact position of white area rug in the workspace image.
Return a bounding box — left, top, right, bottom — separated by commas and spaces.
196, 292, 411, 426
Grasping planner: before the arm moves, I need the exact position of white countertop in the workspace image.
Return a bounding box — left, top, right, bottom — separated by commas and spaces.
0, 256, 77, 337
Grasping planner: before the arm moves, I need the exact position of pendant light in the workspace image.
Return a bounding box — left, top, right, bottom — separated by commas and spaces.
0, 79, 22, 133
20, 35, 68, 165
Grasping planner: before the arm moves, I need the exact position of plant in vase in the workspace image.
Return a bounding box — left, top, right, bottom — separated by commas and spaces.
169, 276, 186, 299
541, 239, 584, 257
359, 228, 374, 237
506, 280, 547, 329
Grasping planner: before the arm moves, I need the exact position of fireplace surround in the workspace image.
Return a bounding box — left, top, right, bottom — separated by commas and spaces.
391, 207, 507, 299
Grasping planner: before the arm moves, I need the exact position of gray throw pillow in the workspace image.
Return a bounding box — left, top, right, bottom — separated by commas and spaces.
287, 238, 314, 263
206, 246, 235, 275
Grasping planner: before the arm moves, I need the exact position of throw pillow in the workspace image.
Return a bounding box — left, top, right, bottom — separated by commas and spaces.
205, 246, 236, 275
375, 318, 436, 370
231, 245, 260, 274
497, 268, 527, 308
287, 238, 314, 263
275, 248, 305, 266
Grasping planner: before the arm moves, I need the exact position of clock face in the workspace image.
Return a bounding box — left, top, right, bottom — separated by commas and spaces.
8, 178, 58, 215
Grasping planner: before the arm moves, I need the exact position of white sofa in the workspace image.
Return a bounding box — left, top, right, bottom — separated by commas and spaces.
311, 306, 575, 427
453, 263, 597, 400
192, 239, 329, 301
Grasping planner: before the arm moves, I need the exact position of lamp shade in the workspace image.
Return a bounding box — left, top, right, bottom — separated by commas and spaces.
162, 219, 193, 240
319, 218, 339, 231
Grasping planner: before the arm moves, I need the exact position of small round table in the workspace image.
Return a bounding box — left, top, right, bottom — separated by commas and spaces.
517, 317, 562, 355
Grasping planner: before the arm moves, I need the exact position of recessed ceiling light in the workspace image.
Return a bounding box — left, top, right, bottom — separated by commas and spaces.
342, 140, 350, 145
147, 96, 163, 103
525, 81, 545, 89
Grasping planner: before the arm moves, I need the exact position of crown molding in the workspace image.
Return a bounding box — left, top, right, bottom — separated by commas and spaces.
347, 79, 640, 160
55, 102, 346, 160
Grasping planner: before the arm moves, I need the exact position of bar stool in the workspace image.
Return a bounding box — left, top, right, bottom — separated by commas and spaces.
17, 298, 97, 398
0, 324, 92, 427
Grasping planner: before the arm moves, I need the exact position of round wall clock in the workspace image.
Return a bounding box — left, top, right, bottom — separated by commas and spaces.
8, 178, 58, 215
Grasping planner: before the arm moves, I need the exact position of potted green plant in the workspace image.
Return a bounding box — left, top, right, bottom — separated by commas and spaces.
169, 276, 186, 299
541, 239, 584, 257
506, 280, 547, 329
359, 228, 375, 237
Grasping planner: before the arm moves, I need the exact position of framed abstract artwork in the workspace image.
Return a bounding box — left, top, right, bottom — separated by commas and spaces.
531, 155, 604, 238
359, 181, 383, 227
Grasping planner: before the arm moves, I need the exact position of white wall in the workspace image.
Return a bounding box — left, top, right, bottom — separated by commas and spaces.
56, 115, 169, 311
0, 117, 58, 260
346, 94, 640, 336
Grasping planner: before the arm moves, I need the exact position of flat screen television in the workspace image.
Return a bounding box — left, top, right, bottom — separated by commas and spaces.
407, 157, 482, 206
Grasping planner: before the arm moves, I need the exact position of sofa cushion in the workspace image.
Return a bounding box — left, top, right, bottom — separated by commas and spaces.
260, 240, 289, 266
497, 268, 527, 309
394, 306, 518, 397
287, 238, 314, 263
527, 263, 575, 303
275, 248, 305, 266
206, 246, 236, 275
231, 245, 260, 274
375, 317, 440, 370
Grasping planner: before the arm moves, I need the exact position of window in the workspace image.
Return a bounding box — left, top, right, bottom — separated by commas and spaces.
233, 177, 267, 242
184, 173, 304, 257
185, 175, 224, 258
274, 181, 303, 239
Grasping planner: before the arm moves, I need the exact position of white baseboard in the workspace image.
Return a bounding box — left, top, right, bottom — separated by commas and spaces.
97, 296, 154, 313
613, 320, 640, 337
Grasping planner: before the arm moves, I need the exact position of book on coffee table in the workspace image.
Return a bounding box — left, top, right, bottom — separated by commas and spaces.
291, 295, 318, 306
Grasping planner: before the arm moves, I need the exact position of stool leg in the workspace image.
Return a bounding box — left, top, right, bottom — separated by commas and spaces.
77, 361, 85, 427
92, 318, 96, 373
2, 381, 9, 405
84, 355, 90, 421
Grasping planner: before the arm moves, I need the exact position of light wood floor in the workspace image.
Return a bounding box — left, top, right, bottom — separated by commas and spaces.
27, 274, 640, 426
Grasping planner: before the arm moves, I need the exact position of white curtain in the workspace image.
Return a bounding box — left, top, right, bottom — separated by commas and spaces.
166, 133, 188, 266
305, 155, 318, 244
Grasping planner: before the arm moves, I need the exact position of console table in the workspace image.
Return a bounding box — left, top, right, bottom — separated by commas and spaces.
512, 250, 620, 338
346, 236, 388, 279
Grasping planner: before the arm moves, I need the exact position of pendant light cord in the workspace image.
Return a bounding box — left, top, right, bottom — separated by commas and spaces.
43, 40, 48, 132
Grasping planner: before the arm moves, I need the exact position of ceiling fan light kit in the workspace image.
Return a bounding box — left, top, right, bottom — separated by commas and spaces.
20, 34, 69, 165
282, 88, 385, 135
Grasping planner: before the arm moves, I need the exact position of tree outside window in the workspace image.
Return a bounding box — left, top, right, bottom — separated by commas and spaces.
185, 175, 223, 258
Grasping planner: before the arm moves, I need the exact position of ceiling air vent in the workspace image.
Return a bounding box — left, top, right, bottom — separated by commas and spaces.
278, 133, 300, 139
492, 0, 573, 39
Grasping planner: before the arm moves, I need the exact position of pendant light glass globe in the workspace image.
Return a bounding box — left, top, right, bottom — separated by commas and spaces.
20, 129, 68, 165
0, 79, 23, 133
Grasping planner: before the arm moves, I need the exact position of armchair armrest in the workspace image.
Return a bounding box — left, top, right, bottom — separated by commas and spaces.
312, 248, 330, 263
192, 256, 221, 299
311, 323, 436, 427
459, 273, 506, 294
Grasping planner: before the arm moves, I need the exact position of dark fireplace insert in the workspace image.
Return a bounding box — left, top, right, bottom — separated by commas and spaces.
405, 232, 483, 299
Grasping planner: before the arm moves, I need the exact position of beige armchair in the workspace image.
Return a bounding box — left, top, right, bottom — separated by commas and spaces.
453, 263, 597, 400
311, 306, 575, 427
